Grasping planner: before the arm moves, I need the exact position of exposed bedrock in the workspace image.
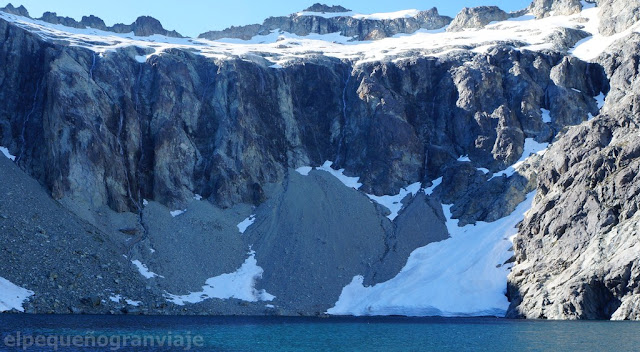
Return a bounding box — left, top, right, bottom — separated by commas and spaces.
529, 0, 640, 36
0, 17, 608, 223
507, 33, 640, 320
597, 0, 640, 36
447, 6, 511, 32
529, 0, 583, 18
198, 8, 452, 41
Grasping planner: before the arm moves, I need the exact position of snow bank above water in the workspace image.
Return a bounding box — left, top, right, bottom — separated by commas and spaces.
165, 250, 274, 305
0, 277, 34, 312
327, 192, 536, 317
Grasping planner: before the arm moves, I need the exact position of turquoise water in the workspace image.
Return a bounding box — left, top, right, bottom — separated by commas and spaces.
1, 315, 639, 351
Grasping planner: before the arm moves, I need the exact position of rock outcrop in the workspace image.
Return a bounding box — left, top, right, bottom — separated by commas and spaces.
0, 3, 29, 17
109, 16, 183, 37
529, 0, 583, 18
40, 11, 85, 29
303, 3, 351, 13
598, 0, 640, 36
39, 11, 110, 32
507, 34, 640, 320
447, 6, 510, 32
199, 7, 452, 41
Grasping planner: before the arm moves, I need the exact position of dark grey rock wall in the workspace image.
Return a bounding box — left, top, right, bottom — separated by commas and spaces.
0, 17, 607, 223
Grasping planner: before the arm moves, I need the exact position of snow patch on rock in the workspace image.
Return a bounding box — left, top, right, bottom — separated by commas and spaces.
165, 250, 275, 305
0, 277, 34, 312
295, 166, 313, 176
367, 182, 421, 220
237, 215, 256, 234
131, 259, 163, 279
170, 209, 186, 217
317, 161, 362, 189
0, 146, 16, 161
489, 138, 549, 180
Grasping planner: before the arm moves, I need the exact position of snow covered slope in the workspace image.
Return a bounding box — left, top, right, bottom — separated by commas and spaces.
327, 193, 536, 317
1, 4, 636, 67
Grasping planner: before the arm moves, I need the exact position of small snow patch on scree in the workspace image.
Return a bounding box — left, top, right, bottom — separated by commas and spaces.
0, 277, 34, 312
165, 250, 275, 305
424, 177, 442, 196
367, 182, 421, 220
131, 260, 163, 279
109, 294, 142, 306
327, 192, 537, 317
0, 146, 16, 161
237, 215, 256, 234
317, 161, 362, 189
295, 166, 313, 176
170, 209, 186, 217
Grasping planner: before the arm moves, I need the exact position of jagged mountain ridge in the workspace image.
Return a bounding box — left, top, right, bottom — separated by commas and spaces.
198, 7, 453, 41
0, 3, 183, 37
0, 0, 639, 318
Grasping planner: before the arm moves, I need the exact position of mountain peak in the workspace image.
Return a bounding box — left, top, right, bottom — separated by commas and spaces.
1, 3, 30, 18
302, 3, 351, 13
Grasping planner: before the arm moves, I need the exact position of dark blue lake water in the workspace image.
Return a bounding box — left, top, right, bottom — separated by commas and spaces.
0, 314, 638, 351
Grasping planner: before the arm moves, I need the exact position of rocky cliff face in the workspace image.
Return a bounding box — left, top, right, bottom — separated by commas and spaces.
507, 33, 640, 320
199, 7, 452, 41
0, 15, 606, 218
